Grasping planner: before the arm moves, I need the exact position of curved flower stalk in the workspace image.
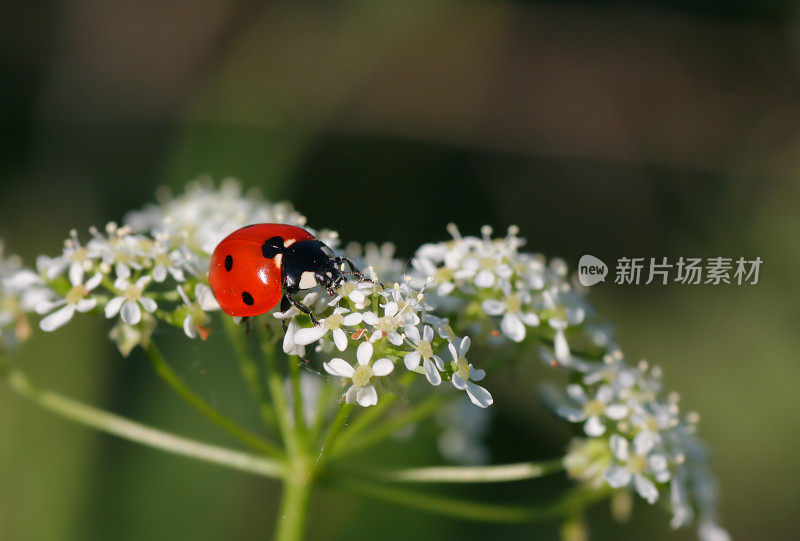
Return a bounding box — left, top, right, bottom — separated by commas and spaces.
0, 180, 728, 541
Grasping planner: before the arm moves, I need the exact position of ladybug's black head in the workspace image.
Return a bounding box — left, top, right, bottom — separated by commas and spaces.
278, 239, 362, 296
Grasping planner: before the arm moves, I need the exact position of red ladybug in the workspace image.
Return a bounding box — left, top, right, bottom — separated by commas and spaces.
208, 224, 366, 325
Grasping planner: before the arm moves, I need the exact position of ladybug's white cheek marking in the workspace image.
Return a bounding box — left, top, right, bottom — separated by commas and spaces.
283, 239, 296, 248
274, 253, 283, 267
299, 271, 317, 289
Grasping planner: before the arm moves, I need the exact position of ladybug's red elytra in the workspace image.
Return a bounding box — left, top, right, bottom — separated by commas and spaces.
208, 223, 367, 326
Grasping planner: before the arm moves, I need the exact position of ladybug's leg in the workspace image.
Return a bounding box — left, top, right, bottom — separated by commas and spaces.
241, 316, 251, 335
279, 296, 291, 331
285, 294, 320, 326
336, 257, 367, 281
338, 256, 384, 289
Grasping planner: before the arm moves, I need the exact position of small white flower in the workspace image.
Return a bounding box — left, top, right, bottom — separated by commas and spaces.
105, 276, 157, 325
404, 324, 444, 385
327, 280, 375, 308
481, 288, 540, 342
448, 337, 492, 408
36, 272, 102, 331
604, 433, 669, 504
294, 307, 363, 351
363, 300, 418, 346
36, 229, 100, 283
557, 383, 628, 437
323, 342, 394, 407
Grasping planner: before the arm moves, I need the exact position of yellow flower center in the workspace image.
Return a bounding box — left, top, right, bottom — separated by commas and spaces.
352, 364, 373, 388
324, 313, 344, 330
417, 340, 433, 359
627, 454, 647, 475
480, 257, 496, 269
454, 357, 470, 381
583, 399, 606, 417
123, 285, 142, 302
69, 248, 88, 263
376, 315, 398, 333
505, 294, 522, 313
434, 267, 454, 283
65, 285, 88, 305
339, 282, 356, 296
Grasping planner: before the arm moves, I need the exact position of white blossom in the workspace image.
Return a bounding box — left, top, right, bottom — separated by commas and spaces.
323, 342, 394, 407
36, 272, 102, 332
447, 337, 492, 408
105, 276, 157, 325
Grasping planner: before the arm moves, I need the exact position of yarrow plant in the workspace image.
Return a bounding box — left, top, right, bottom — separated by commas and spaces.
0, 178, 728, 541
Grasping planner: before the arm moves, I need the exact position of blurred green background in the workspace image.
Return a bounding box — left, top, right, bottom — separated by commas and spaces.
2, 1, 799, 539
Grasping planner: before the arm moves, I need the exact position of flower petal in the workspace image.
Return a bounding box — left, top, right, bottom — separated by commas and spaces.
356, 384, 378, 407
324, 358, 355, 378
584, 415, 606, 436
404, 351, 421, 370
75, 298, 97, 312
501, 312, 526, 342
465, 381, 493, 408
609, 434, 630, 461
481, 299, 505, 316
634, 475, 659, 504
604, 466, 632, 488
356, 341, 373, 365
40, 304, 76, 332
120, 301, 142, 325
372, 358, 395, 376
332, 328, 348, 351
104, 296, 125, 318
140, 297, 157, 313
422, 358, 441, 386
294, 325, 327, 346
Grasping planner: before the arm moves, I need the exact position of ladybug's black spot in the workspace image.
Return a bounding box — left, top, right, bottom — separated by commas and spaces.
262, 236, 284, 259
242, 291, 254, 305
224, 254, 233, 271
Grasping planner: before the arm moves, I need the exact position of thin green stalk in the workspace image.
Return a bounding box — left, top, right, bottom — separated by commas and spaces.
257, 326, 297, 454
288, 355, 308, 446
0, 363, 284, 479
330, 391, 449, 460
315, 403, 352, 467
331, 371, 415, 450
308, 381, 332, 444
327, 477, 611, 523
274, 457, 314, 541
144, 342, 282, 458
360, 457, 565, 483
221, 316, 278, 432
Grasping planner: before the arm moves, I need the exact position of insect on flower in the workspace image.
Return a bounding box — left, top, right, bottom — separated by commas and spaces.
208, 224, 372, 327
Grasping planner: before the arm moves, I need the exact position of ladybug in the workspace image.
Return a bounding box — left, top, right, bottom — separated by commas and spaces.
208, 223, 367, 326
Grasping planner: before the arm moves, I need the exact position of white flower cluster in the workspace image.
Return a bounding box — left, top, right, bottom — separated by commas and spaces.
411, 224, 592, 359
0, 178, 331, 355
558, 352, 728, 540
0, 240, 50, 349
279, 280, 492, 408
412, 224, 727, 540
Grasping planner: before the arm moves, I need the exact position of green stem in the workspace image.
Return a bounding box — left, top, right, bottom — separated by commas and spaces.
331, 371, 415, 451
315, 403, 352, 467
330, 391, 448, 460
144, 342, 282, 458
288, 355, 308, 446
0, 362, 284, 479
361, 457, 565, 483
327, 477, 611, 523
274, 458, 314, 541
257, 326, 297, 454
221, 315, 278, 432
